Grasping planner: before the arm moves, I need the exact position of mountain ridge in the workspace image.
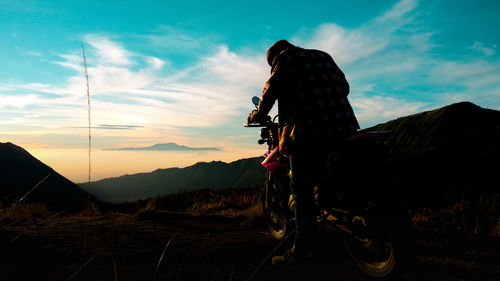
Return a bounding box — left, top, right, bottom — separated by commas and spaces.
82, 157, 266, 202
0, 142, 97, 211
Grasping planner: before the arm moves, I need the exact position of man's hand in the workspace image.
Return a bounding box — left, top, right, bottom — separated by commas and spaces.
248, 110, 265, 124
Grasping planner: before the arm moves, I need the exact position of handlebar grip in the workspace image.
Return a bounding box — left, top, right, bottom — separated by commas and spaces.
244, 123, 265, 127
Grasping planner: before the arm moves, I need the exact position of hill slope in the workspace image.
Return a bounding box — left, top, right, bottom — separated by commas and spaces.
364, 101, 499, 177
83, 157, 266, 202
366, 101, 499, 153
361, 101, 499, 207
0, 142, 95, 211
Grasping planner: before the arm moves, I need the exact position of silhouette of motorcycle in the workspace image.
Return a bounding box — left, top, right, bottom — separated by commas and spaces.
245, 96, 414, 277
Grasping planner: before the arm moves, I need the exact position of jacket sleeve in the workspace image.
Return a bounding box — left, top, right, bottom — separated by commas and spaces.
256, 63, 284, 117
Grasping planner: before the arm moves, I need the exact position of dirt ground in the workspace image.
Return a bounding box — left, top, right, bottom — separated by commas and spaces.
1, 211, 499, 281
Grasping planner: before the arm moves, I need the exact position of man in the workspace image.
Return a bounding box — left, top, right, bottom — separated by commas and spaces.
248, 40, 359, 265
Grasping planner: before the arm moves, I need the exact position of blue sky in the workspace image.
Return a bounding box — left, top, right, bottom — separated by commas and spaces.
1, 0, 499, 181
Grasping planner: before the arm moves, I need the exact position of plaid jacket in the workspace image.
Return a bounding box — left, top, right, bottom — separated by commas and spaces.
257, 46, 360, 146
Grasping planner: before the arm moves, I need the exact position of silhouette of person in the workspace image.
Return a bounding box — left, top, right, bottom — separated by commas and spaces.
248, 40, 359, 265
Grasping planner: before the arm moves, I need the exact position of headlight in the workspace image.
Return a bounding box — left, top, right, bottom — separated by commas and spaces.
260, 128, 270, 139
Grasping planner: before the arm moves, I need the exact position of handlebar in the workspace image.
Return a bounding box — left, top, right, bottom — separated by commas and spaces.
244, 122, 267, 127
244, 114, 273, 128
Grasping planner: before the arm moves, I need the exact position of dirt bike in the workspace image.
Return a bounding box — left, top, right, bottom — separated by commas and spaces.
245, 97, 414, 278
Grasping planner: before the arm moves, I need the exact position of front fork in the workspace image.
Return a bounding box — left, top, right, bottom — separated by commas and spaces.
265, 169, 294, 216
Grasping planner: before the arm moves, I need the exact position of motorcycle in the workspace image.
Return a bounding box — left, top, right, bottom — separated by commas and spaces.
245, 97, 414, 277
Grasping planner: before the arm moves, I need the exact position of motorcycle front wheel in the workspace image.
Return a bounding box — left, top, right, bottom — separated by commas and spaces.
261, 177, 290, 240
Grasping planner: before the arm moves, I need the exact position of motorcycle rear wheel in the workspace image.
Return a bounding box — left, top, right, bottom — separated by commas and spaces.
342, 203, 414, 278
344, 210, 414, 278
344, 233, 396, 277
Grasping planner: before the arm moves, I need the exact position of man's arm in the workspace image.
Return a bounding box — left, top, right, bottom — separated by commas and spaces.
250, 63, 284, 122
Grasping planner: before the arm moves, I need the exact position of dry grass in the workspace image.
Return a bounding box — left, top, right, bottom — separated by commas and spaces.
1, 197, 499, 281
115, 187, 264, 218
0, 203, 51, 224
410, 194, 500, 237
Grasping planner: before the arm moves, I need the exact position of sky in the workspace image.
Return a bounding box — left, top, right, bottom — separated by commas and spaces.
1, 0, 499, 183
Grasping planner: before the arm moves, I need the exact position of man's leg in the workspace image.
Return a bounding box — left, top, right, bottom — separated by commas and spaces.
288, 152, 318, 257
272, 148, 320, 267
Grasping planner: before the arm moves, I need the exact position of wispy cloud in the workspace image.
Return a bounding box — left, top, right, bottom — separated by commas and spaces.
146, 56, 166, 69
147, 25, 202, 50
69, 124, 144, 130
0, 94, 40, 109
470, 42, 497, 56
351, 96, 427, 127
376, 0, 417, 22
25, 50, 43, 57
293, 23, 387, 66
293, 0, 418, 66
84, 34, 133, 66
430, 60, 500, 88
145, 25, 221, 54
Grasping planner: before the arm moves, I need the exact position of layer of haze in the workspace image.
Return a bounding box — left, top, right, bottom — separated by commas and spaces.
28, 147, 263, 183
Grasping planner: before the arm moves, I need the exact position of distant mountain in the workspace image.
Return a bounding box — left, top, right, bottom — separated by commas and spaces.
0, 142, 97, 211
82, 157, 266, 202
104, 142, 220, 151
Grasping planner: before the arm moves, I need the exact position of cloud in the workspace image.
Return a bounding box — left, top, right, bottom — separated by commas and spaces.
147, 56, 166, 69
293, 0, 419, 67
430, 60, 500, 89
0, 94, 40, 109
470, 42, 496, 56
194, 45, 268, 95
293, 23, 388, 66
69, 124, 144, 130
145, 25, 221, 54
408, 32, 436, 52
147, 25, 202, 51
352, 95, 427, 128
376, 0, 417, 22
54, 54, 82, 72
84, 34, 133, 66
25, 50, 42, 57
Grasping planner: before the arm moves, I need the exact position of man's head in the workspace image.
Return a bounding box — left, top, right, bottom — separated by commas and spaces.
266, 40, 294, 66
